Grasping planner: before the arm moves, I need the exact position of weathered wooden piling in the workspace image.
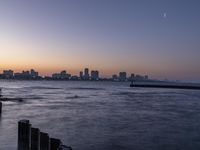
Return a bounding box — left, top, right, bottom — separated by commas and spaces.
0, 101, 2, 114
18, 120, 31, 150
40, 132, 50, 150
50, 138, 62, 150
31, 128, 40, 150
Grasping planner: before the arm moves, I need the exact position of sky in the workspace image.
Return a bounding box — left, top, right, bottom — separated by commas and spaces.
0, 0, 200, 81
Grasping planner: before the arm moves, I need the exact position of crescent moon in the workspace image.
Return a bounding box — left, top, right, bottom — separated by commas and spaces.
163, 13, 167, 18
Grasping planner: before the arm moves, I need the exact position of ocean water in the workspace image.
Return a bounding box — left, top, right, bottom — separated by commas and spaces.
0, 80, 200, 150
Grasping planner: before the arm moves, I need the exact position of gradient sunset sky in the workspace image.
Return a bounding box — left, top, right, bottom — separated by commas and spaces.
0, 0, 200, 81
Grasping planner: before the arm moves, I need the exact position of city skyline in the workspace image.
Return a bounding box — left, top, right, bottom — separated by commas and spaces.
1, 0, 200, 82
0, 68, 149, 81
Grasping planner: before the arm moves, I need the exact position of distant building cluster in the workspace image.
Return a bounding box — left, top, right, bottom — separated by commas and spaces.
51, 68, 99, 81
112, 72, 148, 82
52, 70, 71, 80
0, 68, 150, 82
0, 69, 40, 79
80, 68, 99, 80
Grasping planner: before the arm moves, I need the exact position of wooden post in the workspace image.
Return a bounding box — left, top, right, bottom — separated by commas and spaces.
18, 120, 31, 150
31, 128, 40, 150
0, 101, 2, 114
50, 138, 62, 150
40, 132, 50, 150
0, 88, 2, 98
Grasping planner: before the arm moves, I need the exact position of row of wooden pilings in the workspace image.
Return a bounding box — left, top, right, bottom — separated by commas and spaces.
18, 120, 72, 150
0, 89, 2, 114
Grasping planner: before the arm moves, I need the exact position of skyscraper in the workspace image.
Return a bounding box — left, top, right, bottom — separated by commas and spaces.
84, 68, 89, 80
119, 72, 127, 81
91, 70, 99, 80
80, 71, 83, 80
3, 70, 14, 79
30, 69, 39, 78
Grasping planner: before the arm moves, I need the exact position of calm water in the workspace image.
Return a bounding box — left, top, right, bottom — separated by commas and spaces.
0, 80, 200, 150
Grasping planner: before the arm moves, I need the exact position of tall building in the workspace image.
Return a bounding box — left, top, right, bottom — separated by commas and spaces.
52, 70, 71, 79
84, 68, 89, 80
22, 71, 30, 78
30, 69, 39, 78
144, 75, 148, 80
91, 70, 99, 80
79, 71, 83, 80
14, 73, 22, 79
119, 72, 127, 81
112, 74, 118, 81
14, 70, 31, 79
60, 70, 68, 79
52, 73, 61, 79
130, 73, 135, 81
135, 74, 144, 80
3, 70, 14, 79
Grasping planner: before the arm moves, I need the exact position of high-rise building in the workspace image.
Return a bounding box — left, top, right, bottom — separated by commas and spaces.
119, 72, 127, 81
144, 75, 148, 80
130, 73, 135, 81
52, 70, 71, 79
52, 73, 61, 79
3, 70, 14, 79
80, 71, 83, 80
60, 70, 67, 79
91, 70, 99, 80
112, 74, 118, 81
30, 69, 39, 78
22, 71, 30, 77
14, 70, 31, 79
135, 74, 144, 80
84, 68, 89, 80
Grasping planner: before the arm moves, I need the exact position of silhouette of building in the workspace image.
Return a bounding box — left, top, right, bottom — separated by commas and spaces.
144, 75, 148, 80
71, 75, 79, 80
119, 72, 127, 81
60, 70, 69, 79
112, 74, 118, 81
130, 74, 135, 79
13, 73, 20, 78
79, 71, 83, 80
130, 73, 135, 81
52, 70, 71, 80
30, 69, 39, 78
3, 70, 14, 79
135, 74, 144, 81
52, 73, 60, 79
84, 68, 89, 80
91, 70, 99, 80
14, 70, 31, 79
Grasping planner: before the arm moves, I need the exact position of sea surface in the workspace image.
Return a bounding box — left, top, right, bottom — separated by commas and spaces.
0, 80, 200, 150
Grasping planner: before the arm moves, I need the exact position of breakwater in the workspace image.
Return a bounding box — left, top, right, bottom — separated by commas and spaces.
130, 83, 200, 90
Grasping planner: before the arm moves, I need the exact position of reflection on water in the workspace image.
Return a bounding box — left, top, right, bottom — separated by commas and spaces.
0, 81, 200, 150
